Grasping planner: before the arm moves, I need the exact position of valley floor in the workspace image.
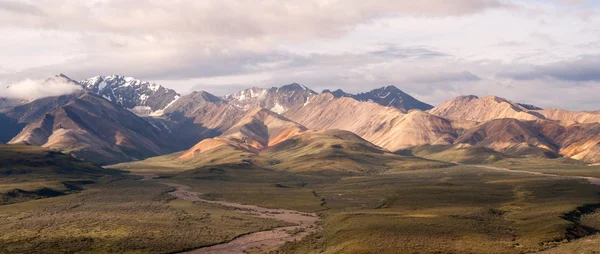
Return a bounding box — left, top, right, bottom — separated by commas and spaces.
3, 163, 600, 253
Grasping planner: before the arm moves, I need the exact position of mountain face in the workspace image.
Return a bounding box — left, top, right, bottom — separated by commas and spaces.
556, 123, 600, 163
454, 118, 560, 157
284, 94, 456, 151
224, 83, 317, 113
430, 95, 540, 122
179, 108, 307, 160
430, 95, 600, 125
322, 85, 433, 111
8, 92, 174, 165
0, 98, 23, 110
79, 75, 180, 116
535, 108, 600, 125
3, 73, 600, 166
176, 123, 451, 174
158, 91, 246, 148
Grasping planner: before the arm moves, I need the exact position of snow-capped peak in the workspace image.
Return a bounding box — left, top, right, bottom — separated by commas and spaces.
79, 75, 180, 116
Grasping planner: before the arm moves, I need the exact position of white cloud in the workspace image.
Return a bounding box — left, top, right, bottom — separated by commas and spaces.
1, 78, 81, 100
0, 0, 599, 110
0, 0, 514, 37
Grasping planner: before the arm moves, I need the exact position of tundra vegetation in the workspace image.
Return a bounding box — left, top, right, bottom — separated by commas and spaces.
2, 144, 600, 253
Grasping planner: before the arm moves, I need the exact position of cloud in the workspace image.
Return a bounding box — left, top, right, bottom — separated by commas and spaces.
500, 55, 600, 81
1, 78, 81, 99
0, 0, 514, 40
410, 71, 481, 83
0, 1, 44, 16
1, 0, 599, 111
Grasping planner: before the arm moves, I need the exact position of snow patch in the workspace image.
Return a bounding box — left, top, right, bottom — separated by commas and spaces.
303, 95, 314, 106
387, 98, 396, 106
130, 106, 153, 116
160, 121, 172, 133
148, 83, 160, 92
98, 81, 108, 91
149, 95, 180, 116
140, 94, 148, 102
147, 120, 161, 130
270, 103, 286, 114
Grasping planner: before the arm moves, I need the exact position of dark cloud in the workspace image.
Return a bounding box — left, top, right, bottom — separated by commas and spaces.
411, 71, 481, 83
0, 0, 515, 39
500, 55, 600, 81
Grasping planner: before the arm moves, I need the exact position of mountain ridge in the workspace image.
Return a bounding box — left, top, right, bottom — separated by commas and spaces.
323, 85, 434, 111
3, 74, 600, 166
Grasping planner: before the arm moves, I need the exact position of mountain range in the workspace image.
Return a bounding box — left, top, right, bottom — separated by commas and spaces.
2, 74, 600, 167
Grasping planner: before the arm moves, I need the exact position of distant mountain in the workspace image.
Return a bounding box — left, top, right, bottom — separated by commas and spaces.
3, 73, 600, 167
535, 108, 600, 125
158, 91, 246, 148
79, 74, 180, 116
179, 108, 307, 160
430, 95, 600, 125
0, 144, 119, 178
284, 93, 456, 151
557, 123, 600, 163
322, 85, 433, 111
454, 118, 560, 158
321, 89, 354, 98
168, 113, 452, 174
0, 97, 24, 110
9, 92, 175, 165
430, 95, 541, 122
0, 76, 82, 143
224, 83, 317, 113
517, 103, 542, 110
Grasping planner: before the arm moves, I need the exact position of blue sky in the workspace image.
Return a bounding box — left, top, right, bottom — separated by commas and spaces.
0, 0, 599, 110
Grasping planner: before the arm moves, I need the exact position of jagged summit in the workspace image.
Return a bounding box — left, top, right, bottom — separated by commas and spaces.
321, 85, 433, 111
430, 95, 540, 122
79, 75, 180, 116
322, 89, 354, 98
224, 83, 317, 114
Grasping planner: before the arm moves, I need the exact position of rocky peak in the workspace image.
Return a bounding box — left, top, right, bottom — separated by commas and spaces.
79, 75, 180, 116
322, 89, 353, 98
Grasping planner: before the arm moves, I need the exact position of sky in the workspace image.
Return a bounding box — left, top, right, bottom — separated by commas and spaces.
0, 0, 599, 110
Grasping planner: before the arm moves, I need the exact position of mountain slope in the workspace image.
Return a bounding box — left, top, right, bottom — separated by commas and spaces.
158, 91, 246, 148
0, 144, 118, 178
0, 98, 24, 110
430, 95, 541, 122
324, 85, 433, 111
80, 75, 180, 116
454, 118, 559, 158
178, 108, 307, 160
404, 144, 507, 164
0, 144, 122, 205
431, 95, 600, 125
224, 83, 317, 113
556, 123, 600, 163
534, 108, 600, 125
284, 94, 456, 151
261, 129, 427, 173
9, 92, 174, 165
122, 128, 451, 175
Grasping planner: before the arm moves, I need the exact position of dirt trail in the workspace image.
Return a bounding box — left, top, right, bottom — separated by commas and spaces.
160, 182, 318, 254
473, 165, 600, 186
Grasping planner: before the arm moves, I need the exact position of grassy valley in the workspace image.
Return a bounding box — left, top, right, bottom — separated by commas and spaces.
111, 161, 600, 254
